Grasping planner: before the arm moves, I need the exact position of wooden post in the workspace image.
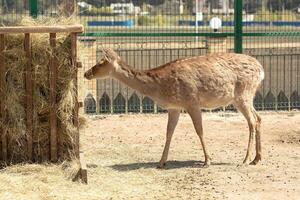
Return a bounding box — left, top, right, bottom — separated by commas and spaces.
0, 34, 7, 162
49, 33, 58, 162
24, 33, 33, 161
72, 152, 88, 184
71, 33, 79, 158
79, 152, 87, 184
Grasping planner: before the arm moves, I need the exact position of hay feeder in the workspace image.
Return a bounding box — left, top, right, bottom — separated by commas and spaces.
0, 25, 87, 183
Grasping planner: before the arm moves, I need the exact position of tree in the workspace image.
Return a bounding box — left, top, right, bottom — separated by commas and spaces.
267, 0, 300, 11
86, 0, 108, 7
185, 0, 193, 13
244, 0, 260, 13
132, 0, 165, 6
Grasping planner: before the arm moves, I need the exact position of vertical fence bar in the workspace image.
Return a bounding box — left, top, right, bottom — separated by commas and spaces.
71, 33, 79, 158
49, 33, 58, 162
234, 0, 243, 53
24, 33, 33, 161
0, 34, 7, 162
29, 0, 38, 18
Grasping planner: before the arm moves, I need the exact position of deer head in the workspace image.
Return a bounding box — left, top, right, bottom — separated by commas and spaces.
84, 48, 121, 80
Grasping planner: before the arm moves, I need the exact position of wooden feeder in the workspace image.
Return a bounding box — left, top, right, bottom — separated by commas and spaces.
0, 25, 87, 183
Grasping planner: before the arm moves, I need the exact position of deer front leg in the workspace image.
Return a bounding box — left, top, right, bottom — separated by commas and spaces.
188, 107, 211, 167
157, 109, 180, 168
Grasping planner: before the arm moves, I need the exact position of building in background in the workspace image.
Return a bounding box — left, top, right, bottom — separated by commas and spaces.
110, 3, 140, 15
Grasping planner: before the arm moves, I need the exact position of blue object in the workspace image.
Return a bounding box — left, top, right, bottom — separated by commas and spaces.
88, 20, 134, 27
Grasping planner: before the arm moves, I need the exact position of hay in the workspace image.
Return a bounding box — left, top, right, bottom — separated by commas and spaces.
1, 17, 78, 163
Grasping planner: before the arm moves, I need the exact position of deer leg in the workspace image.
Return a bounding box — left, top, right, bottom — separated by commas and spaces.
250, 108, 262, 165
188, 107, 211, 167
157, 109, 180, 168
234, 101, 256, 164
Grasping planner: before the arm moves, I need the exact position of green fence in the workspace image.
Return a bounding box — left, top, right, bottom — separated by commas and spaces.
2, 0, 300, 113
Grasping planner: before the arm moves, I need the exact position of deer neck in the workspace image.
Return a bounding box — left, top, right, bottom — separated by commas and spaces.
112, 61, 156, 96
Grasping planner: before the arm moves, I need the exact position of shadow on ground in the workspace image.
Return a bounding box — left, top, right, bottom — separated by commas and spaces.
108, 160, 233, 171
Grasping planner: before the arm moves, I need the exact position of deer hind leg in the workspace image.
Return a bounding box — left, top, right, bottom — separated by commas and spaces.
250, 108, 262, 165
234, 99, 257, 164
188, 107, 211, 167
157, 109, 180, 168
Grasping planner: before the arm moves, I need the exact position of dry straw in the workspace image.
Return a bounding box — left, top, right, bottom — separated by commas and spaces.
1, 17, 79, 164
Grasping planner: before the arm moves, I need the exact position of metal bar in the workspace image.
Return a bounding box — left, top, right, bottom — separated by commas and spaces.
71, 33, 80, 158
81, 32, 300, 38
29, 0, 38, 18
24, 33, 33, 161
49, 33, 58, 162
81, 32, 235, 37
234, 0, 243, 53
243, 32, 300, 37
0, 34, 7, 162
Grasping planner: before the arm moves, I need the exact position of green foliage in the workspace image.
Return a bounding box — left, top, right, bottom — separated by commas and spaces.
132, 0, 165, 6
185, 0, 193, 13
86, 0, 108, 7
84, 0, 166, 6
254, 9, 300, 21
137, 14, 166, 26
138, 15, 151, 26
154, 14, 165, 26
244, 0, 261, 13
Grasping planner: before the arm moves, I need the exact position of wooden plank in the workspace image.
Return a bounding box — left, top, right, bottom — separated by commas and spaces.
49, 33, 58, 162
24, 33, 33, 161
0, 34, 7, 162
71, 33, 80, 158
0, 25, 84, 34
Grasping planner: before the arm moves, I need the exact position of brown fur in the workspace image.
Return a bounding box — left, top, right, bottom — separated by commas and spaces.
84, 48, 264, 167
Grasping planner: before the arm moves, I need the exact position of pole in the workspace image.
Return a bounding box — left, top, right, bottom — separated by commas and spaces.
195, 0, 198, 43
29, 0, 38, 18
234, 0, 243, 53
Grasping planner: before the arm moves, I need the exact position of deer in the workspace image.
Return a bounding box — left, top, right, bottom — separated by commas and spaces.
84, 48, 264, 168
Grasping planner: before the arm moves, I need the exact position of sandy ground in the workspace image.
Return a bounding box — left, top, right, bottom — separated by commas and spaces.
0, 112, 300, 200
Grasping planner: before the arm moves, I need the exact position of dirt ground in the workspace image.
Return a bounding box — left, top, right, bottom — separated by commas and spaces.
0, 112, 300, 200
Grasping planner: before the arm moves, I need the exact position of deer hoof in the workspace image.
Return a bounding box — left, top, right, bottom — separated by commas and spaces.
250, 157, 261, 165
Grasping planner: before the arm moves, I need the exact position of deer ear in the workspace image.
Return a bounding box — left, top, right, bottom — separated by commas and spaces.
102, 48, 120, 63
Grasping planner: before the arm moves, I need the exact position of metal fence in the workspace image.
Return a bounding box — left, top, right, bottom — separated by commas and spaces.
1, 0, 300, 113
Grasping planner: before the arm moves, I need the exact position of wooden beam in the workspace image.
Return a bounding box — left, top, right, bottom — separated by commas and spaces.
71, 33, 80, 158
49, 33, 58, 162
24, 33, 33, 161
0, 25, 84, 34
0, 34, 7, 162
